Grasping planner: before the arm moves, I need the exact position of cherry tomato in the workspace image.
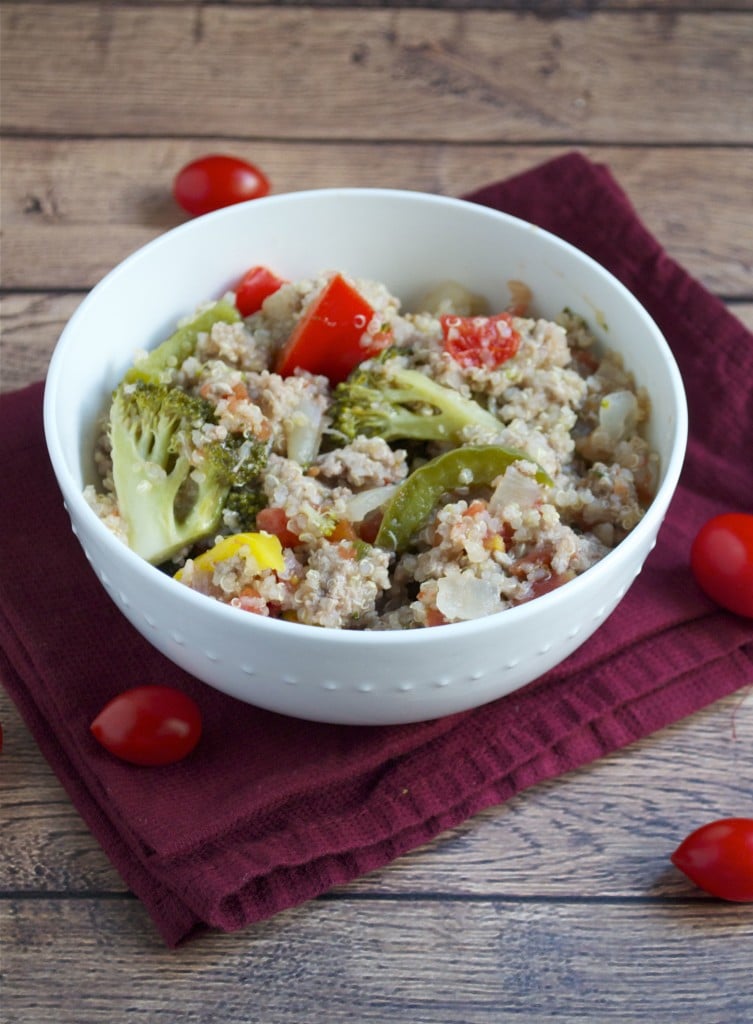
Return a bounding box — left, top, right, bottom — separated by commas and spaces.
690, 512, 753, 618
256, 506, 301, 548
275, 273, 389, 384
671, 818, 753, 901
441, 312, 520, 369
173, 154, 270, 217
234, 265, 286, 317
90, 685, 202, 766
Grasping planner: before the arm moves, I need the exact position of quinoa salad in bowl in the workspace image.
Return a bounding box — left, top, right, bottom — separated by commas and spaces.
84, 267, 658, 632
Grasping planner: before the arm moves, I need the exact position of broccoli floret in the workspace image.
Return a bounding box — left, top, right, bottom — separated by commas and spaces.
109, 381, 240, 564
219, 435, 270, 533
331, 360, 503, 444
125, 299, 241, 385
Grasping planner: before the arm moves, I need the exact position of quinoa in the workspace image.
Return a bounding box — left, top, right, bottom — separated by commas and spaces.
88, 270, 659, 629
313, 436, 408, 490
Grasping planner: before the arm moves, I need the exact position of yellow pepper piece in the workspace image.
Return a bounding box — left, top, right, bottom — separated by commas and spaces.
175, 532, 284, 579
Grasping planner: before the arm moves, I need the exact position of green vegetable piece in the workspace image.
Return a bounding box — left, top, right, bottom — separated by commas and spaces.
331, 359, 504, 445
375, 445, 552, 553
125, 299, 241, 384
109, 380, 266, 564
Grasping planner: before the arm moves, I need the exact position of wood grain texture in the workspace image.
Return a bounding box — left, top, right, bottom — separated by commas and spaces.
2, 140, 751, 292
2, 139, 751, 394
2, 2, 753, 1021
20, 0, 753, 9
3, 897, 753, 1024
2, 6, 752, 143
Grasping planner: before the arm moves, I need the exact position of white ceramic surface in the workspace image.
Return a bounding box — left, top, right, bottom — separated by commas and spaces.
44, 189, 688, 724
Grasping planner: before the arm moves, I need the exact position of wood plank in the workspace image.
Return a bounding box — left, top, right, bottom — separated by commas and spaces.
0, 691, 124, 892
3, 896, 752, 1023
2, 682, 751, 897
3, 3, 751, 1015
30, 1, 753, 10
2, 7, 751, 143
0, 293, 81, 392
1, 140, 751, 293
733, 304, 753, 331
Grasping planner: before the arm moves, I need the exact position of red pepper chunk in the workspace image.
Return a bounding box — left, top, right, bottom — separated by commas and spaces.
235, 265, 286, 317
441, 312, 520, 369
275, 274, 386, 384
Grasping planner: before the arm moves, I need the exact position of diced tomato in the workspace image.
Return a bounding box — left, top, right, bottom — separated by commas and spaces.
232, 587, 282, 617
441, 312, 520, 369
509, 542, 555, 581
233, 588, 270, 615
424, 606, 448, 628
234, 265, 286, 317
506, 279, 532, 317
463, 499, 487, 517
328, 519, 359, 545
526, 570, 575, 600
357, 510, 383, 545
275, 273, 388, 383
572, 347, 600, 376
256, 507, 300, 548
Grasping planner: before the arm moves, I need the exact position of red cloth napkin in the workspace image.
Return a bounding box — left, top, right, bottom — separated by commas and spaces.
1, 152, 751, 946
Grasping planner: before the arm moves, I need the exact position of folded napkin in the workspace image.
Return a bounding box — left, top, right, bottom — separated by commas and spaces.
1, 152, 751, 946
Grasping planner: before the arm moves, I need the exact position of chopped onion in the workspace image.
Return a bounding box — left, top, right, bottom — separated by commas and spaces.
344, 484, 398, 523
507, 279, 532, 314
598, 390, 638, 442
436, 573, 500, 621
417, 280, 488, 317
489, 464, 541, 512
285, 398, 325, 465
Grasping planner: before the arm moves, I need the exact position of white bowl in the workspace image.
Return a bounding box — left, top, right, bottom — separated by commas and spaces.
44, 188, 688, 725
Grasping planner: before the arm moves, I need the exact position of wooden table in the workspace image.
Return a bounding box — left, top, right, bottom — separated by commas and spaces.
2, 3, 752, 1021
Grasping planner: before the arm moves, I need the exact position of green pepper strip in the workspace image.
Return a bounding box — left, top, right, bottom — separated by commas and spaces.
375, 445, 553, 553
125, 299, 241, 384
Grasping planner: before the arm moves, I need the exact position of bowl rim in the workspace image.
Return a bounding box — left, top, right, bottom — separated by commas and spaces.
43, 187, 689, 646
